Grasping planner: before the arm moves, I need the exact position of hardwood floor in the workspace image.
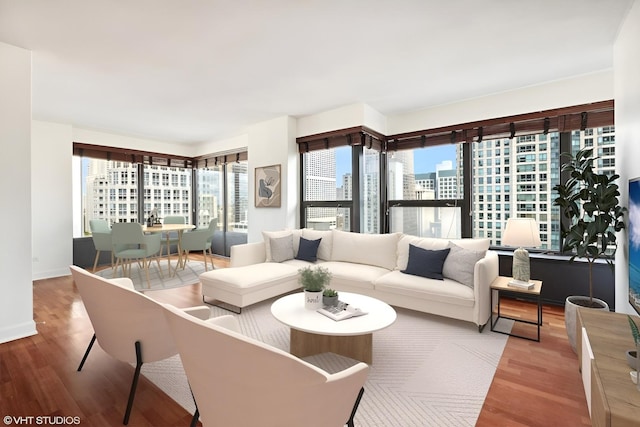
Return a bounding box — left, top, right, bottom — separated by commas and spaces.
476, 301, 591, 427
1, 256, 590, 426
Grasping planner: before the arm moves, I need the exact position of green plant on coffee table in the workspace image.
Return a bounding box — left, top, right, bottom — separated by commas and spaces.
323, 288, 338, 297
298, 266, 331, 292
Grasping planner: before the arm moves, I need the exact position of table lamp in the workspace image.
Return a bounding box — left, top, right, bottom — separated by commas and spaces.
502, 218, 541, 283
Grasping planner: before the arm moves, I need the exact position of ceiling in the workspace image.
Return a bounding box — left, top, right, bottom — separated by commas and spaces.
0, 0, 635, 145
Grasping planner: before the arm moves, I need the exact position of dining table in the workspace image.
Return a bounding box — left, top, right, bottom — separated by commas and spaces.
143, 223, 195, 275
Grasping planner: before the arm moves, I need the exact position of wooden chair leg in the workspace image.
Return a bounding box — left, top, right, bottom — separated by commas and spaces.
154, 256, 164, 278
208, 248, 215, 270
93, 251, 101, 272
143, 258, 151, 289
183, 250, 190, 269
113, 258, 121, 278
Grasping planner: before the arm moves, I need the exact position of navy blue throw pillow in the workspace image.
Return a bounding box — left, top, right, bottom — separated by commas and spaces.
401, 245, 451, 280
295, 237, 322, 262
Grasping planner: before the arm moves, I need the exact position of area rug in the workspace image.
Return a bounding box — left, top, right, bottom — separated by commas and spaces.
141, 297, 512, 426
95, 260, 206, 291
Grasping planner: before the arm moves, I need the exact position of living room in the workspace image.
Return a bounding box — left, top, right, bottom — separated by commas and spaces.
2, 1, 640, 425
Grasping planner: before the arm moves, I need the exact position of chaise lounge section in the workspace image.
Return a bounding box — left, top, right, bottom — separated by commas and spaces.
200, 229, 499, 330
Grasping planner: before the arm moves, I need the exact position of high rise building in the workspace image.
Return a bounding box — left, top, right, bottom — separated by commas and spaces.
304, 149, 338, 229
471, 126, 615, 250
83, 159, 192, 230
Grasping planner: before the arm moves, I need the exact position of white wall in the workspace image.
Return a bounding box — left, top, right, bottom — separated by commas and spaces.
387, 71, 614, 134
297, 103, 387, 137
194, 133, 248, 158
32, 121, 73, 279
0, 42, 36, 343
296, 73, 614, 142
245, 116, 298, 243
614, 0, 640, 314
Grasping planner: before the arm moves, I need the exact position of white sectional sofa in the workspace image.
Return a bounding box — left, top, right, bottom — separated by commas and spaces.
199, 229, 499, 330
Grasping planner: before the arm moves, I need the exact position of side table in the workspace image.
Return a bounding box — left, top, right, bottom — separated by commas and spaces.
490, 275, 543, 342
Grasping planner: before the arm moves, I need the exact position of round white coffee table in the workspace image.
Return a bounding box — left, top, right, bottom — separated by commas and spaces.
271, 292, 396, 364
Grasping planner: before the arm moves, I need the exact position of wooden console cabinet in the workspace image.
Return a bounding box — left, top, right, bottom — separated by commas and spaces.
577, 308, 640, 427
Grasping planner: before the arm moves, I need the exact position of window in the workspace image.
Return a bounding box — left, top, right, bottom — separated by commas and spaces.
79, 158, 139, 233
387, 145, 463, 238
227, 162, 249, 233
142, 165, 192, 221
297, 101, 614, 257
362, 147, 381, 233
74, 144, 247, 248
472, 132, 559, 250
302, 146, 352, 231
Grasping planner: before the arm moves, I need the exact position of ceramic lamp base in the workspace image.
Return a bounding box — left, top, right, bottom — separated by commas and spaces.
512, 247, 530, 282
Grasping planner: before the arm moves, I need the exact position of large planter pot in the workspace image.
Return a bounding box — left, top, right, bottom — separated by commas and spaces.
626, 349, 638, 370
564, 295, 609, 353
304, 290, 323, 310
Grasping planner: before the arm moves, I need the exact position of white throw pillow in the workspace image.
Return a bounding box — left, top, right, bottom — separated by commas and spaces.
262, 229, 304, 261
269, 235, 294, 262
331, 230, 400, 270
447, 238, 490, 252
262, 230, 291, 262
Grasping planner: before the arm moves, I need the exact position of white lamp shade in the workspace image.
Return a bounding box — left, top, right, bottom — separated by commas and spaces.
502, 218, 541, 248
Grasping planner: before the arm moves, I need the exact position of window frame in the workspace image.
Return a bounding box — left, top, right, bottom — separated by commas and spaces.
296, 100, 614, 255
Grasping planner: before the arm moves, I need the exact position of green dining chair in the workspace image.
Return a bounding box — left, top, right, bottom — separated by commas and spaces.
111, 222, 163, 288
178, 219, 217, 272
89, 219, 113, 272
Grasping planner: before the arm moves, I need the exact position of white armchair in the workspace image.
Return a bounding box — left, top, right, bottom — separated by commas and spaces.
162, 304, 370, 427
69, 265, 211, 425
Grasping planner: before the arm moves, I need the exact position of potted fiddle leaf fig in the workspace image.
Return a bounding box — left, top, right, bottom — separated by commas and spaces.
299, 266, 331, 310
552, 148, 626, 351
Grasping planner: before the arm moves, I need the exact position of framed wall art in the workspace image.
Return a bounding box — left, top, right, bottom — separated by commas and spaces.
255, 164, 281, 207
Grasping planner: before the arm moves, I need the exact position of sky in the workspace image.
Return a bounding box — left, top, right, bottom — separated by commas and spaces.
336, 145, 457, 185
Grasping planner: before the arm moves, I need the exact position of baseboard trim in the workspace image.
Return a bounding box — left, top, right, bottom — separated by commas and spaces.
0, 320, 38, 344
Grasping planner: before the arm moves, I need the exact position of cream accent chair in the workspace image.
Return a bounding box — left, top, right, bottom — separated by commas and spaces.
162, 304, 370, 427
70, 265, 212, 425
89, 219, 113, 272
111, 222, 163, 288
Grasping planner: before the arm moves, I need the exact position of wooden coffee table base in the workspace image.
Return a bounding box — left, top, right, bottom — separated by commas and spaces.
289, 329, 373, 364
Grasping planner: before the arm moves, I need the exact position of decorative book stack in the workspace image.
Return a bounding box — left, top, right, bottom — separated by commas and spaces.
317, 301, 367, 321
508, 279, 534, 290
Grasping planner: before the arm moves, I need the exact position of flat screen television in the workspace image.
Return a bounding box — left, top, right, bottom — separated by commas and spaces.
629, 178, 640, 315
